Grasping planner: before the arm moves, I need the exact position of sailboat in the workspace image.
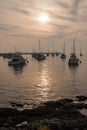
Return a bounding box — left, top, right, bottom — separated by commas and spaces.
35, 40, 46, 61
80, 44, 83, 56
46, 43, 49, 56
68, 39, 79, 66
32, 46, 36, 58
60, 40, 66, 59
51, 40, 54, 56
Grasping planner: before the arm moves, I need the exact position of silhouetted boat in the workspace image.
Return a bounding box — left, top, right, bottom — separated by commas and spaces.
56, 52, 59, 56
80, 53, 82, 56
60, 53, 66, 59
35, 53, 46, 61
46, 53, 49, 56
34, 40, 46, 61
3, 53, 14, 59
60, 40, 66, 59
51, 53, 54, 56
46, 43, 49, 56
68, 39, 79, 66
68, 53, 79, 66
8, 53, 27, 66
51, 40, 55, 57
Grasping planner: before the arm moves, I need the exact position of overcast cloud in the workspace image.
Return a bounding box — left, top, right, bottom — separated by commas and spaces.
0, 0, 87, 51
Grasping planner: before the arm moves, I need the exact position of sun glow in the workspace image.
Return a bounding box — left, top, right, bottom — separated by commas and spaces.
38, 14, 49, 23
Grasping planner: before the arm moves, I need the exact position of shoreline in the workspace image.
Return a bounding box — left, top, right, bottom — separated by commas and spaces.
0, 95, 87, 130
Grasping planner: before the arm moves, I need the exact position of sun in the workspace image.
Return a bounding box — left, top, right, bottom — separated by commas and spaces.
38, 14, 49, 23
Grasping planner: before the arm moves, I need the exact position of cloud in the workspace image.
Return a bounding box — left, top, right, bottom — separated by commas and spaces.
70, 0, 83, 15
40, 8, 77, 22
48, 22, 70, 31
0, 24, 20, 31
10, 7, 30, 14
0, 0, 87, 40
49, 11, 77, 22
56, 1, 69, 9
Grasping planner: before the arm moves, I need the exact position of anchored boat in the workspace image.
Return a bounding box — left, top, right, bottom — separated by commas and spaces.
8, 53, 28, 66
60, 40, 66, 59
68, 39, 79, 66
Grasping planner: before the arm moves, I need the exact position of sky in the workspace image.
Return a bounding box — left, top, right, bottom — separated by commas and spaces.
0, 0, 87, 52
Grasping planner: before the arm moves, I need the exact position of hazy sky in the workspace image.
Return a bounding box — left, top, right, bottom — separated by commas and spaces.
0, 0, 87, 52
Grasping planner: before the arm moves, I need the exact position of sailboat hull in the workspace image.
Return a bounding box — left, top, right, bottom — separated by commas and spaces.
68, 55, 79, 66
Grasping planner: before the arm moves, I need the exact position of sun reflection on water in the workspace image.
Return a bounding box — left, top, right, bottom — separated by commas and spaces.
36, 65, 51, 100
40, 70, 49, 86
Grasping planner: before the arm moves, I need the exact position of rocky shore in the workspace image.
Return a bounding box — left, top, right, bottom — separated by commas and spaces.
0, 95, 87, 130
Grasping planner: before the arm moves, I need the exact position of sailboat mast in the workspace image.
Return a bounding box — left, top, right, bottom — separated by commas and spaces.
39, 39, 41, 53
80, 43, 82, 56
73, 38, 75, 54
48, 43, 49, 53
64, 40, 65, 53
53, 40, 54, 53
80, 43, 82, 54
14, 46, 17, 53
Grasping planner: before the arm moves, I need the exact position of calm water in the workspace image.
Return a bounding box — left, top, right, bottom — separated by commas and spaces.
0, 53, 87, 108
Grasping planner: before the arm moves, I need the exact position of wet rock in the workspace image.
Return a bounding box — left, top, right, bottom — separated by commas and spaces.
9, 127, 16, 130
0, 108, 19, 117
44, 99, 73, 108
9, 101, 24, 108
37, 125, 50, 130
0, 97, 87, 130
76, 96, 87, 101
0, 127, 9, 130
74, 103, 87, 109
16, 121, 28, 128
57, 103, 81, 118
0, 118, 7, 126
3, 123, 10, 127
49, 121, 65, 130
73, 128, 80, 130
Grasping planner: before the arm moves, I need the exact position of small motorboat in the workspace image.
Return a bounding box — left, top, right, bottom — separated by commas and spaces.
8, 53, 27, 66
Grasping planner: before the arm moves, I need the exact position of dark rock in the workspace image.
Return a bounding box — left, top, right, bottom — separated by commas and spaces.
0, 97, 87, 130
57, 102, 81, 118
9, 101, 24, 108
0, 127, 9, 130
0, 118, 7, 126
74, 103, 87, 109
44, 99, 73, 108
49, 121, 65, 130
0, 108, 19, 117
76, 96, 87, 101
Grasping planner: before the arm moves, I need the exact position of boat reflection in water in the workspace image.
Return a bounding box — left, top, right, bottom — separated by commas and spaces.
10, 64, 25, 75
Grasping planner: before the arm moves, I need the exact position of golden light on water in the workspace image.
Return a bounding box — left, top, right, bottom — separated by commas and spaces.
40, 69, 49, 87
36, 66, 51, 99
38, 13, 49, 23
